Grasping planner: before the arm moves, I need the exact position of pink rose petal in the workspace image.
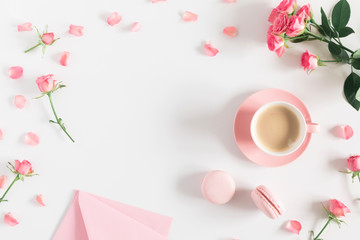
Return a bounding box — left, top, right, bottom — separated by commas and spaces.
25, 132, 40, 146
131, 22, 142, 32
8, 66, 23, 79
183, 11, 198, 22
14, 95, 27, 109
152, 0, 166, 3
69, 25, 84, 36
223, 26, 238, 37
0, 175, 7, 189
286, 220, 302, 235
0, 129, 3, 140
107, 12, 122, 26
18, 22, 33, 32
204, 43, 219, 57
4, 213, 19, 226
60, 51, 70, 66
337, 125, 354, 140
36, 194, 46, 207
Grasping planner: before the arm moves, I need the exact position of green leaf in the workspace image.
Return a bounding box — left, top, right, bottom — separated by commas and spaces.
329, 41, 342, 55
356, 88, 360, 102
332, 0, 351, 31
344, 72, 360, 111
334, 49, 350, 63
321, 7, 332, 36
338, 26, 355, 37
353, 49, 360, 59
352, 59, 360, 69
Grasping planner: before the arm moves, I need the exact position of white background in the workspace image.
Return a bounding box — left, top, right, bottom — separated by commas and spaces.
0, 0, 360, 239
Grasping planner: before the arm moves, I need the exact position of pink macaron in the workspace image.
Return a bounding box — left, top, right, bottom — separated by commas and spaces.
201, 170, 236, 204
251, 185, 284, 219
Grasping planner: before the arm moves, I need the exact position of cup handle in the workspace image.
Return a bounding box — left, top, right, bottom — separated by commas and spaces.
307, 123, 320, 133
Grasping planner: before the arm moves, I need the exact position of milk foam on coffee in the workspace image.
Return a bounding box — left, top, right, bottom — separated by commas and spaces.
255, 105, 300, 152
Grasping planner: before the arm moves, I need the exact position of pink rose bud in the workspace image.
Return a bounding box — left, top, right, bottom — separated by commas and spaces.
36, 74, 56, 93
4, 213, 19, 226
267, 26, 285, 57
0, 175, 7, 189
41, 33, 55, 45
328, 199, 350, 218
301, 50, 318, 72
347, 155, 360, 172
272, 13, 289, 35
268, 0, 297, 22
286, 14, 306, 37
296, 4, 312, 21
14, 160, 33, 175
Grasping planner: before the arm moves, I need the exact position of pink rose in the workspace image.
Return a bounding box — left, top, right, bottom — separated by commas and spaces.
272, 13, 289, 35
347, 155, 360, 172
267, 26, 285, 57
328, 199, 350, 218
286, 14, 306, 37
14, 160, 33, 175
41, 33, 55, 45
296, 4, 312, 21
268, 0, 297, 23
36, 74, 57, 93
301, 50, 318, 71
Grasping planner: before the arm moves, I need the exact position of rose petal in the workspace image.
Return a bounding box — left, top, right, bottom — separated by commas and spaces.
152, 0, 166, 3
69, 25, 84, 36
25, 132, 40, 146
336, 125, 354, 140
131, 22, 142, 32
183, 11, 198, 22
4, 213, 19, 226
0, 129, 3, 140
0, 175, 7, 189
36, 194, 46, 207
107, 12, 122, 26
8, 66, 23, 79
204, 43, 219, 57
18, 22, 33, 32
224, 0, 236, 2
223, 26, 238, 37
60, 51, 70, 66
285, 220, 302, 234
14, 95, 27, 109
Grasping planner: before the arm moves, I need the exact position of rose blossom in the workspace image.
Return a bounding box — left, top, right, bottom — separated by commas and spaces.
268, 0, 297, 22
41, 33, 55, 45
286, 14, 306, 37
36, 74, 56, 93
272, 13, 289, 35
347, 155, 360, 172
296, 4, 312, 21
14, 160, 33, 175
328, 199, 350, 218
267, 26, 285, 57
301, 50, 318, 72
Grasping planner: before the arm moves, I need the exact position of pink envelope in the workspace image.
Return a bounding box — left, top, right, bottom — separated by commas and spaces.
52, 191, 173, 240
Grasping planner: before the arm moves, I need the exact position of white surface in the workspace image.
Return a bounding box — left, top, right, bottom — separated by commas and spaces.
0, 0, 360, 239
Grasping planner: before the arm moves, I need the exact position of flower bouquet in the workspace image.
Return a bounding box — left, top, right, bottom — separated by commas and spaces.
267, 0, 360, 111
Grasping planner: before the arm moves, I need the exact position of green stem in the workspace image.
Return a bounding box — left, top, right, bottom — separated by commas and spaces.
314, 218, 332, 240
47, 93, 75, 143
305, 30, 354, 54
24, 43, 41, 53
0, 175, 19, 203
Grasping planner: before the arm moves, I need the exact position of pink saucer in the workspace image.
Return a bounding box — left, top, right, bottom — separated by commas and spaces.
234, 89, 313, 167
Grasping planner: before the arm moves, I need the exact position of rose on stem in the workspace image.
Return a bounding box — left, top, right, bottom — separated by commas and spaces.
342, 155, 360, 182
311, 199, 350, 240
35, 74, 75, 143
24, 25, 59, 55
0, 161, 38, 203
